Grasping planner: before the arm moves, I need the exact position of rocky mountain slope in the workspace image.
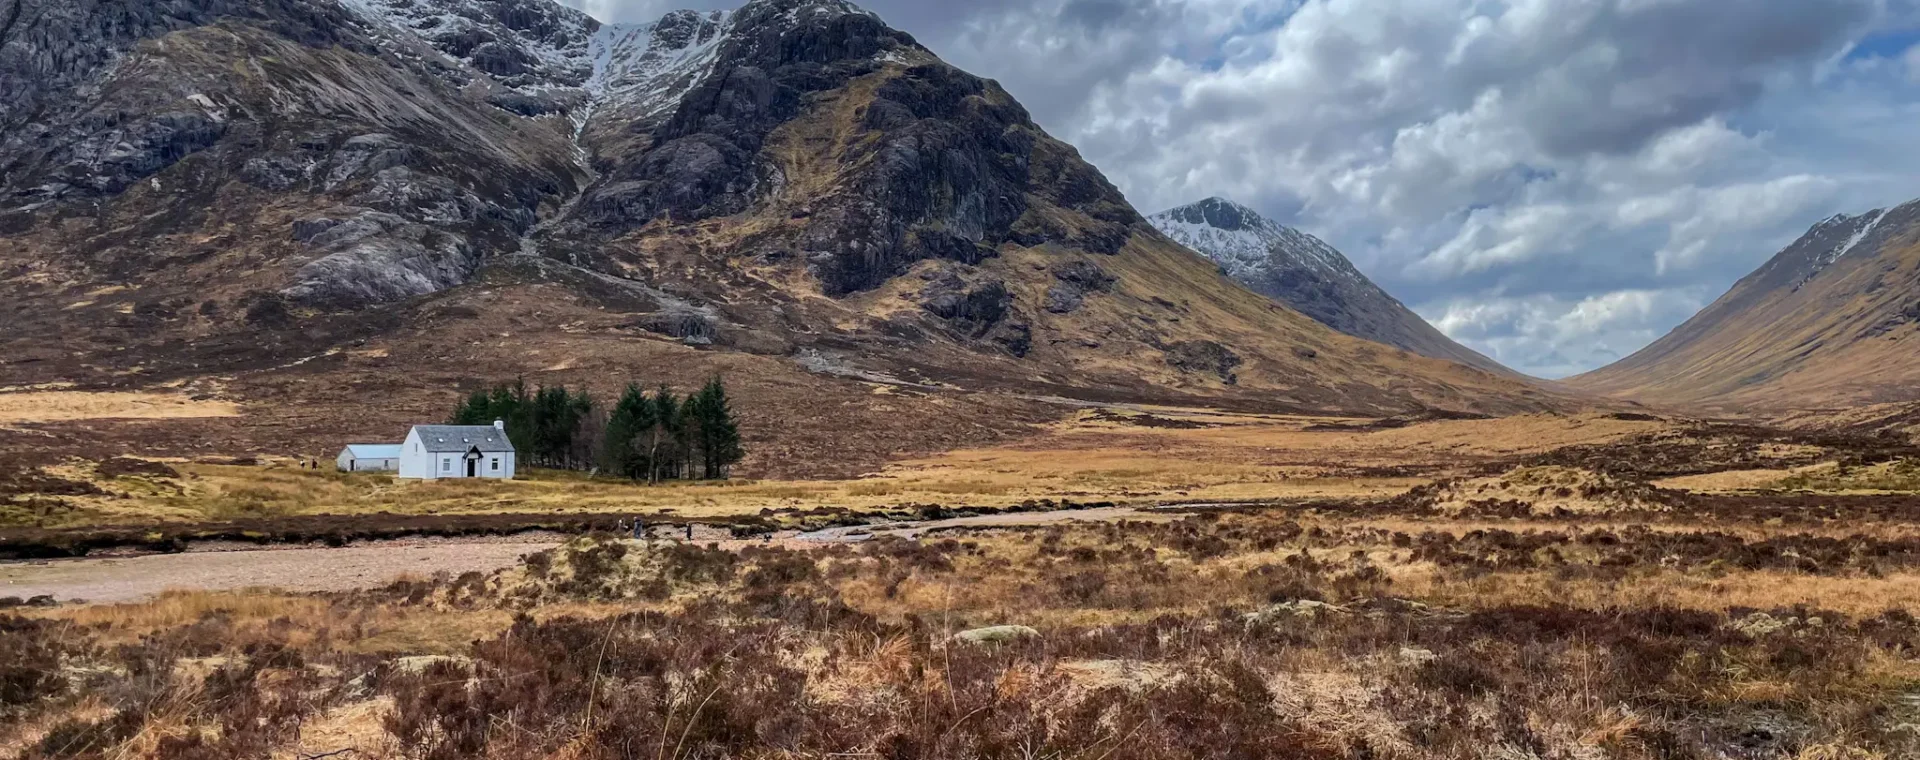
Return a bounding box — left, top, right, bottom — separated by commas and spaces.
0, 0, 1570, 463
1570, 199, 1920, 410
1150, 198, 1511, 375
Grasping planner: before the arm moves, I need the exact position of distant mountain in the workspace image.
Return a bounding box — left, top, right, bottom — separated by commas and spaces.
1149, 198, 1511, 375
1571, 199, 1920, 409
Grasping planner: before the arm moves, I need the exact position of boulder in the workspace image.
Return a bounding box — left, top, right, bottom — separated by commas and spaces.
1242, 599, 1345, 626
953, 625, 1040, 645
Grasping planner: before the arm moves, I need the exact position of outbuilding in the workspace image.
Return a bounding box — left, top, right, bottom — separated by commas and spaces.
398, 421, 516, 480
336, 444, 402, 472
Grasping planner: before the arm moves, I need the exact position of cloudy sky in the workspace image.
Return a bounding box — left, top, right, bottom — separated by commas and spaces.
566, 0, 1920, 378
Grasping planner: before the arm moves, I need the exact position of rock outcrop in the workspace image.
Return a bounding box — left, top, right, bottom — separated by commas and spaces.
0, 0, 1569, 420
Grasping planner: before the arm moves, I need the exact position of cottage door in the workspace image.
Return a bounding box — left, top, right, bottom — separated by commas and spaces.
465, 448, 481, 477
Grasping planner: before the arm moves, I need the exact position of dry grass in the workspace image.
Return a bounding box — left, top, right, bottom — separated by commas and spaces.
1774, 459, 1920, 493
1655, 466, 1812, 492
34, 590, 334, 642
1399, 568, 1920, 618
11, 411, 1674, 530
1417, 465, 1667, 516
0, 391, 238, 423
11, 493, 1920, 758
11, 410, 1920, 757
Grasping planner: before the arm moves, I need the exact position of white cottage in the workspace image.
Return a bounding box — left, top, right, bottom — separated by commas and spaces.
336, 444, 401, 472
398, 421, 517, 480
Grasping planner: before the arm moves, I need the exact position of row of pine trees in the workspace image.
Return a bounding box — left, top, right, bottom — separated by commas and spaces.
450, 378, 744, 481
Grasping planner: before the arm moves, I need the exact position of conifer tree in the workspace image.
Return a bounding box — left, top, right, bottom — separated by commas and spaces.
647, 388, 681, 484
693, 377, 744, 479
602, 384, 652, 480
450, 390, 492, 425
450, 381, 601, 471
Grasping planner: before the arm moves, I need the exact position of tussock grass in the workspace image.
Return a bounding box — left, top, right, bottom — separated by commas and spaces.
11, 412, 1920, 757
12, 503, 1920, 758
1777, 459, 1920, 493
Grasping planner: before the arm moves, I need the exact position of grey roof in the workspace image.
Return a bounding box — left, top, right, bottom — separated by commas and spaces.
342, 444, 403, 459
409, 425, 516, 453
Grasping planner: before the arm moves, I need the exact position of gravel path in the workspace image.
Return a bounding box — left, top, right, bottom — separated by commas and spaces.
0, 539, 563, 604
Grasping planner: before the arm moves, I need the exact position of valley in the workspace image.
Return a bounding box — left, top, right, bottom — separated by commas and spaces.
4, 0, 1920, 757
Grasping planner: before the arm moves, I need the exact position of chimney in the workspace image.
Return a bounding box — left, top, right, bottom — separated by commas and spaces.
493, 419, 505, 431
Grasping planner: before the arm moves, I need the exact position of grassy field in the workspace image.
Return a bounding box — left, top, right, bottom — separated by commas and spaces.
3, 410, 1676, 530
8, 487, 1920, 758
6, 406, 1920, 756
0, 391, 239, 424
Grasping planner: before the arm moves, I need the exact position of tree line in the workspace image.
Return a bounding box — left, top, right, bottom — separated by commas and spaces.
450, 378, 744, 481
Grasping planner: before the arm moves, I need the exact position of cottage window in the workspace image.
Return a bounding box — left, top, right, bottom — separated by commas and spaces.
491, 459, 500, 471
442, 459, 451, 472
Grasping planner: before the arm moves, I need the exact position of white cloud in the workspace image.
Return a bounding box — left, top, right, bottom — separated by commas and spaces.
1422, 287, 1711, 376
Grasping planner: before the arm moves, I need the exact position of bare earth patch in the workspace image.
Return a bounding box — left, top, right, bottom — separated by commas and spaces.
0, 538, 560, 603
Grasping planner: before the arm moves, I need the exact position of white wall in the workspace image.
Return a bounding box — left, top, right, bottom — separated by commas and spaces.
398, 430, 434, 479
338, 450, 398, 473
397, 429, 516, 480
479, 452, 515, 479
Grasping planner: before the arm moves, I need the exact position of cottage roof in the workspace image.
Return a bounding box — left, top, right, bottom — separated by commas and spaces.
342, 444, 403, 459
409, 425, 516, 453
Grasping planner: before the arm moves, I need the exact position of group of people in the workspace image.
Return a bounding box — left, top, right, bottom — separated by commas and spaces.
622, 518, 696, 542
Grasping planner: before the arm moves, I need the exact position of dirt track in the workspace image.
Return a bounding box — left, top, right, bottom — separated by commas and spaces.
0, 538, 563, 604
1, 506, 1174, 604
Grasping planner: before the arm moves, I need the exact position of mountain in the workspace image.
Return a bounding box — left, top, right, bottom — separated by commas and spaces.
1150, 198, 1511, 375
1570, 199, 1920, 410
0, 0, 1569, 467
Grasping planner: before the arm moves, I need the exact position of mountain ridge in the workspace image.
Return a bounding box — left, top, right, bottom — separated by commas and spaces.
1570, 197, 1920, 410
1149, 197, 1513, 376
0, 0, 1576, 468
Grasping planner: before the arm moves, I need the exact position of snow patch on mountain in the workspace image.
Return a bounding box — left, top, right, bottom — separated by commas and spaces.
588, 11, 734, 123
1148, 197, 1361, 284
1146, 195, 1512, 375
335, 0, 882, 125
1823, 209, 1885, 267
337, 0, 598, 93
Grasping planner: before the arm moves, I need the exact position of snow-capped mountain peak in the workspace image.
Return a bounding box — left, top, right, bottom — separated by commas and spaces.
1149, 196, 1512, 375
1149, 197, 1358, 284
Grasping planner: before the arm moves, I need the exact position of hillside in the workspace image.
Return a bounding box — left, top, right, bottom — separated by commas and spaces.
1150, 198, 1511, 375
0, 0, 1568, 468
1570, 199, 1920, 410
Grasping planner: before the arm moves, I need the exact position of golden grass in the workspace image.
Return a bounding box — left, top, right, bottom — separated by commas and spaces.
1655, 467, 1811, 492
1397, 567, 1920, 618
343, 609, 517, 655
24, 410, 1674, 529
0, 391, 239, 423
1774, 460, 1920, 493
269, 697, 399, 760
34, 590, 334, 644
